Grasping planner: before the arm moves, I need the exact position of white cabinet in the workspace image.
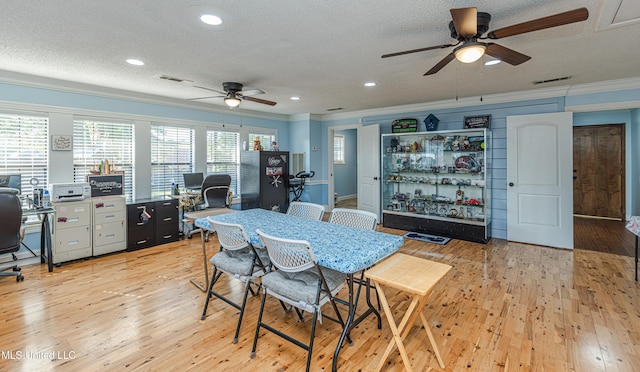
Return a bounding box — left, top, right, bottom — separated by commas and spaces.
52, 200, 92, 264
92, 196, 126, 256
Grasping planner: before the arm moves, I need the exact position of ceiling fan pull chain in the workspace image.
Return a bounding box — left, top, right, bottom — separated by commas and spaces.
480, 57, 484, 102
455, 61, 459, 101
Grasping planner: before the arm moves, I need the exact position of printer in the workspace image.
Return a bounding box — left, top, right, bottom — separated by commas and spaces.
49, 182, 91, 202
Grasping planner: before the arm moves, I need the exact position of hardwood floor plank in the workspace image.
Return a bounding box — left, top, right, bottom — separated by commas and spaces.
1, 229, 639, 371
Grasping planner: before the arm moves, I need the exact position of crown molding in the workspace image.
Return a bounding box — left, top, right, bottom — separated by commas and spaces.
0, 69, 288, 122
318, 76, 640, 122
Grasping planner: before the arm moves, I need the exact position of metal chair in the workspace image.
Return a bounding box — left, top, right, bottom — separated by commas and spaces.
286, 201, 325, 221
201, 219, 270, 344
251, 229, 349, 372
0, 188, 25, 282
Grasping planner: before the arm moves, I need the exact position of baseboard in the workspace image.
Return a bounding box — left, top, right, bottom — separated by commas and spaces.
336, 194, 356, 202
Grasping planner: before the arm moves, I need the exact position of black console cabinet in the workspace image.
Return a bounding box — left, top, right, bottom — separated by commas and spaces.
240, 151, 290, 212
126, 198, 179, 251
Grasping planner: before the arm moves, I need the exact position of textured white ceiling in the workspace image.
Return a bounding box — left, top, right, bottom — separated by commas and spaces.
0, 0, 638, 116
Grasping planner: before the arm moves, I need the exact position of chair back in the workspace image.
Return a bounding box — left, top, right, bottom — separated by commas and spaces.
257, 229, 316, 273
286, 201, 325, 221
208, 219, 250, 251
329, 208, 377, 231
201, 174, 231, 208
0, 188, 22, 254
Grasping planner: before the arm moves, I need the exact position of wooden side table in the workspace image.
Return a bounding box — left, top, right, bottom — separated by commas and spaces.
365, 253, 452, 371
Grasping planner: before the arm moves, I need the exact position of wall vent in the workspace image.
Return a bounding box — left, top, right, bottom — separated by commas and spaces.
532, 76, 571, 85
160, 75, 189, 83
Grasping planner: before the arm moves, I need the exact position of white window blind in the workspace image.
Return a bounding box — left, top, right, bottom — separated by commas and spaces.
249, 132, 275, 151
151, 125, 194, 198
0, 113, 48, 196
73, 119, 135, 201
207, 130, 240, 196
334, 134, 345, 164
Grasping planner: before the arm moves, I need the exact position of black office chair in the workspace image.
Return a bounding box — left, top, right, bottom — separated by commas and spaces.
0, 188, 25, 282
289, 171, 315, 201
185, 174, 233, 239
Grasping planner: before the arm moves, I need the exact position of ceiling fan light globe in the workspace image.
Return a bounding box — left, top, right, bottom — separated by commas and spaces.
454, 43, 486, 63
224, 96, 241, 108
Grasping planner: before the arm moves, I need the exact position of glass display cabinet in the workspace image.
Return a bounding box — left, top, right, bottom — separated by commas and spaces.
381, 129, 491, 243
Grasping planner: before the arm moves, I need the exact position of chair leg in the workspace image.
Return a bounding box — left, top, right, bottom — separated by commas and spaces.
232, 278, 253, 344
200, 267, 221, 320
250, 289, 269, 358
305, 310, 319, 372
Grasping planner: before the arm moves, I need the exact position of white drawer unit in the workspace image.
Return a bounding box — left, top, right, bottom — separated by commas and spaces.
92, 196, 126, 256
52, 200, 92, 264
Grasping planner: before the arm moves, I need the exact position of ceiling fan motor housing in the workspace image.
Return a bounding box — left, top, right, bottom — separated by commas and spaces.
449, 12, 491, 39
223, 82, 243, 93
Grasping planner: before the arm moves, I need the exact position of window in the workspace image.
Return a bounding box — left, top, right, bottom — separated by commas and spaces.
151, 125, 194, 198
249, 132, 275, 151
207, 130, 240, 196
0, 113, 48, 196
334, 134, 345, 164
73, 119, 135, 201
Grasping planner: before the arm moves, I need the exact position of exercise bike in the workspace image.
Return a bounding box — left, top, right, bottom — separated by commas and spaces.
289, 171, 314, 201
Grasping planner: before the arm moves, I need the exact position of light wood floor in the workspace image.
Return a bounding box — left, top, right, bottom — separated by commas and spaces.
1, 226, 639, 371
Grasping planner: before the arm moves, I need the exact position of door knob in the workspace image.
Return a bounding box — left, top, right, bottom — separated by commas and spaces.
373, 177, 379, 181
508, 182, 514, 187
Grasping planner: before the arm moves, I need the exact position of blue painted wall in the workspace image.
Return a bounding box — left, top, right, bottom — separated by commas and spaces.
334, 129, 357, 199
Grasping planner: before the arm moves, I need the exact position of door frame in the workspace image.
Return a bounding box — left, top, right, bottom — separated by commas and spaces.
327, 123, 360, 212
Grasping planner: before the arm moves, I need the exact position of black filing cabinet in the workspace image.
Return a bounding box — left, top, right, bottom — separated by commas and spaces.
126, 198, 179, 251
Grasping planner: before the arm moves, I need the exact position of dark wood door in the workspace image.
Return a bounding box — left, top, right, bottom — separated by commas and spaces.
573, 124, 625, 219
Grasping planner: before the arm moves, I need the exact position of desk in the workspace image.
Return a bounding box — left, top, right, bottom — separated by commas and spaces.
23, 208, 54, 272
195, 208, 404, 371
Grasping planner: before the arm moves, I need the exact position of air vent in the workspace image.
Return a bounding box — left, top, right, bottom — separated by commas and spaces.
159, 75, 192, 84
327, 107, 343, 111
533, 76, 571, 85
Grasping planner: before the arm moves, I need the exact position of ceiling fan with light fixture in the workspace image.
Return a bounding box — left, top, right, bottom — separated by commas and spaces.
382, 7, 588, 75
189, 82, 277, 107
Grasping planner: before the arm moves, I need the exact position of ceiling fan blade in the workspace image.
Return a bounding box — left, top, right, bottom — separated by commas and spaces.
487, 7, 588, 39
193, 85, 226, 95
240, 88, 265, 97
241, 95, 277, 106
451, 7, 478, 37
485, 43, 531, 65
187, 95, 222, 101
424, 53, 455, 76
381, 43, 455, 58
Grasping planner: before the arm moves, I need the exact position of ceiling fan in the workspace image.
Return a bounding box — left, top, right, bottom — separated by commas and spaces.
189, 82, 277, 107
382, 7, 589, 76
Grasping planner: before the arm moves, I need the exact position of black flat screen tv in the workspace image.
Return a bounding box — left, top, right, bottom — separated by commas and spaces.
183, 172, 204, 190
0, 174, 21, 193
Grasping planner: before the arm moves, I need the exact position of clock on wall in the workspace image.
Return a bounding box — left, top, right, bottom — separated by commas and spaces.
424, 114, 439, 131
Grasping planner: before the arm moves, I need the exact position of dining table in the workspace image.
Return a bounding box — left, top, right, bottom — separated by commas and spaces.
195, 208, 405, 371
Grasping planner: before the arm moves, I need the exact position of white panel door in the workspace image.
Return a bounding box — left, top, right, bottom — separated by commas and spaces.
357, 124, 380, 220
507, 112, 573, 249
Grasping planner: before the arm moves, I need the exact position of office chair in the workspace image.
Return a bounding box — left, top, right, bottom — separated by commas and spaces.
184, 174, 233, 239
0, 188, 25, 282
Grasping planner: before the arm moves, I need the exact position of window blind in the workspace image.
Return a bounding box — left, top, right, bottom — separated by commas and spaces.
0, 113, 48, 196
73, 119, 135, 201
151, 125, 194, 198
249, 133, 275, 151
207, 130, 240, 196
334, 134, 345, 164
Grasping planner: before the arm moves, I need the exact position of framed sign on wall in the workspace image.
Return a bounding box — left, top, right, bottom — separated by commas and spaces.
463, 115, 491, 129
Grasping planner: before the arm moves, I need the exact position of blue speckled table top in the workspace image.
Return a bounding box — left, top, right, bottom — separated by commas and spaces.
195, 208, 404, 274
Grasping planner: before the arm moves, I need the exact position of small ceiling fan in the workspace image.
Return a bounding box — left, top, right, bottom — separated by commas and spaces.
382, 7, 588, 76
189, 82, 277, 107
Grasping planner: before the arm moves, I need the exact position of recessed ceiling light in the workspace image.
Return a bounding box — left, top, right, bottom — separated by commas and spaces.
364, 82, 377, 87
290, 96, 301, 101
484, 59, 501, 66
126, 59, 145, 66
200, 14, 223, 26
